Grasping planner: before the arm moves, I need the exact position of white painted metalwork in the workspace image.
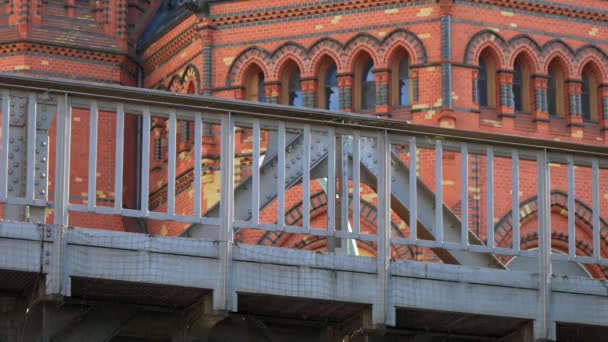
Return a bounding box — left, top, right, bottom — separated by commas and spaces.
140, 107, 151, 214
1, 76, 608, 338
512, 149, 520, 252
0, 90, 10, 201
409, 137, 417, 244
460, 143, 469, 248
277, 122, 286, 230
300, 126, 310, 232
434, 140, 443, 245
486, 146, 494, 250
114, 104, 125, 212
194, 113, 203, 219
25, 93, 37, 203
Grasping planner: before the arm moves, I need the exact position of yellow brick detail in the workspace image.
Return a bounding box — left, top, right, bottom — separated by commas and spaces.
510, 23, 518, 28
418, 33, 431, 40
424, 110, 436, 120
589, 28, 599, 36
41, 60, 49, 66
412, 104, 429, 110
442, 180, 455, 186
378, 31, 387, 37
501, 11, 514, 17
331, 15, 342, 24
572, 129, 583, 139
14, 65, 30, 71
417, 7, 434, 17
385, 8, 399, 14
315, 24, 323, 30
223, 57, 235, 66
488, 28, 500, 34
425, 66, 436, 72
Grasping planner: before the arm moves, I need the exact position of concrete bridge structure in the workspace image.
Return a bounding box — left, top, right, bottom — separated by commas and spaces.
0, 74, 608, 341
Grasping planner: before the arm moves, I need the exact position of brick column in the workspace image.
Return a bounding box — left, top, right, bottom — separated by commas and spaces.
265, 82, 280, 104
198, 17, 216, 96
411, 69, 420, 103
374, 69, 390, 116
599, 85, 608, 138
301, 78, 317, 108
337, 73, 353, 112
497, 71, 515, 130
566, 81, 583, 139
471, 69, 479, 106
532, 76, 549, 132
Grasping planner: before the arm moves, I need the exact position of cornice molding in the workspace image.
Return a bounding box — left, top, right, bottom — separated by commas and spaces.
462, 0, 608, 24
210, 0, 429, 27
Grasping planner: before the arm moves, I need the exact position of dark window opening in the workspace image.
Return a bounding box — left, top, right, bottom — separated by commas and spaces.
325, 64, 339, 111
361, 60, 376, 110
582, 75, 591, 121
289, 69, 302, 107
399, 57, 410, 107
513, 64, 522, 112
478, 60, 488, 108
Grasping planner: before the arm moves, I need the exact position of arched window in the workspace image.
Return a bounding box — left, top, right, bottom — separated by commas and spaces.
512, 55, 532, 113
581, 66, 599, 122
398, 57, 410, 107
361, 60, 376, 111
391, 53, 410, 107
477, 50, 497, 109
281, 63, 302, 107
513, 65, 522, 112
478, 59, 488, 107
354, 55, 376, 111
289, 69, 302, 107
317, 60, 339, 111
582, 75, 591, 121
547, 60, 565, 117
245, 66, 266, 103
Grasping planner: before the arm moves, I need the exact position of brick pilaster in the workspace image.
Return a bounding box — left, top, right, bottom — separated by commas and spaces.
337, 73, 353, 112
566, 81, 583, 136
301, 78, 316, 108
198, 16, 215, 96
532, 76, 549, 132
374, 69, 390, 115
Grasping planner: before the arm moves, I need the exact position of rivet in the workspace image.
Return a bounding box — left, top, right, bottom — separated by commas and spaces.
40, 173, 46, 179
40, 190, 46, 195
41, 141, 47, 147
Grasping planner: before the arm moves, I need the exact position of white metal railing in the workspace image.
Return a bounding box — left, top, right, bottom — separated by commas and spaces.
0, 74, 607, 274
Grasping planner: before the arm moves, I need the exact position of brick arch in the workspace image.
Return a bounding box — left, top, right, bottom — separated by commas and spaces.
343, 33, 381, 71
494, 190, 608, 254
226, 47, 271, 87
251, 191, 418, 260
165, 64, 201, 93
464, 30, 508, 66
168, 74, 184, 92
269, 43, 308, 80
540, 40, 577, 76
507, 35, 542, 71
380, 29, 428, 66
182, 64, 201, 94
575, 45, 608, 82
308, 38, 345, 76
514, 231, 606, 278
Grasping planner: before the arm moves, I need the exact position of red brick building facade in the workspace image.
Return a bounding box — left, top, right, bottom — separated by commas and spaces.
2, 0, 608, 276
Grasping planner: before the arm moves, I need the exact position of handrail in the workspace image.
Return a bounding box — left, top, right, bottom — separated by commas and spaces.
0, 73, 607, 157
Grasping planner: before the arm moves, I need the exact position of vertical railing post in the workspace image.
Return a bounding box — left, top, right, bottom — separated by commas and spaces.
48, 93, 72, 297
215, 112, 236, 312
374, 130, 394, 327
535, 149, 555, 341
